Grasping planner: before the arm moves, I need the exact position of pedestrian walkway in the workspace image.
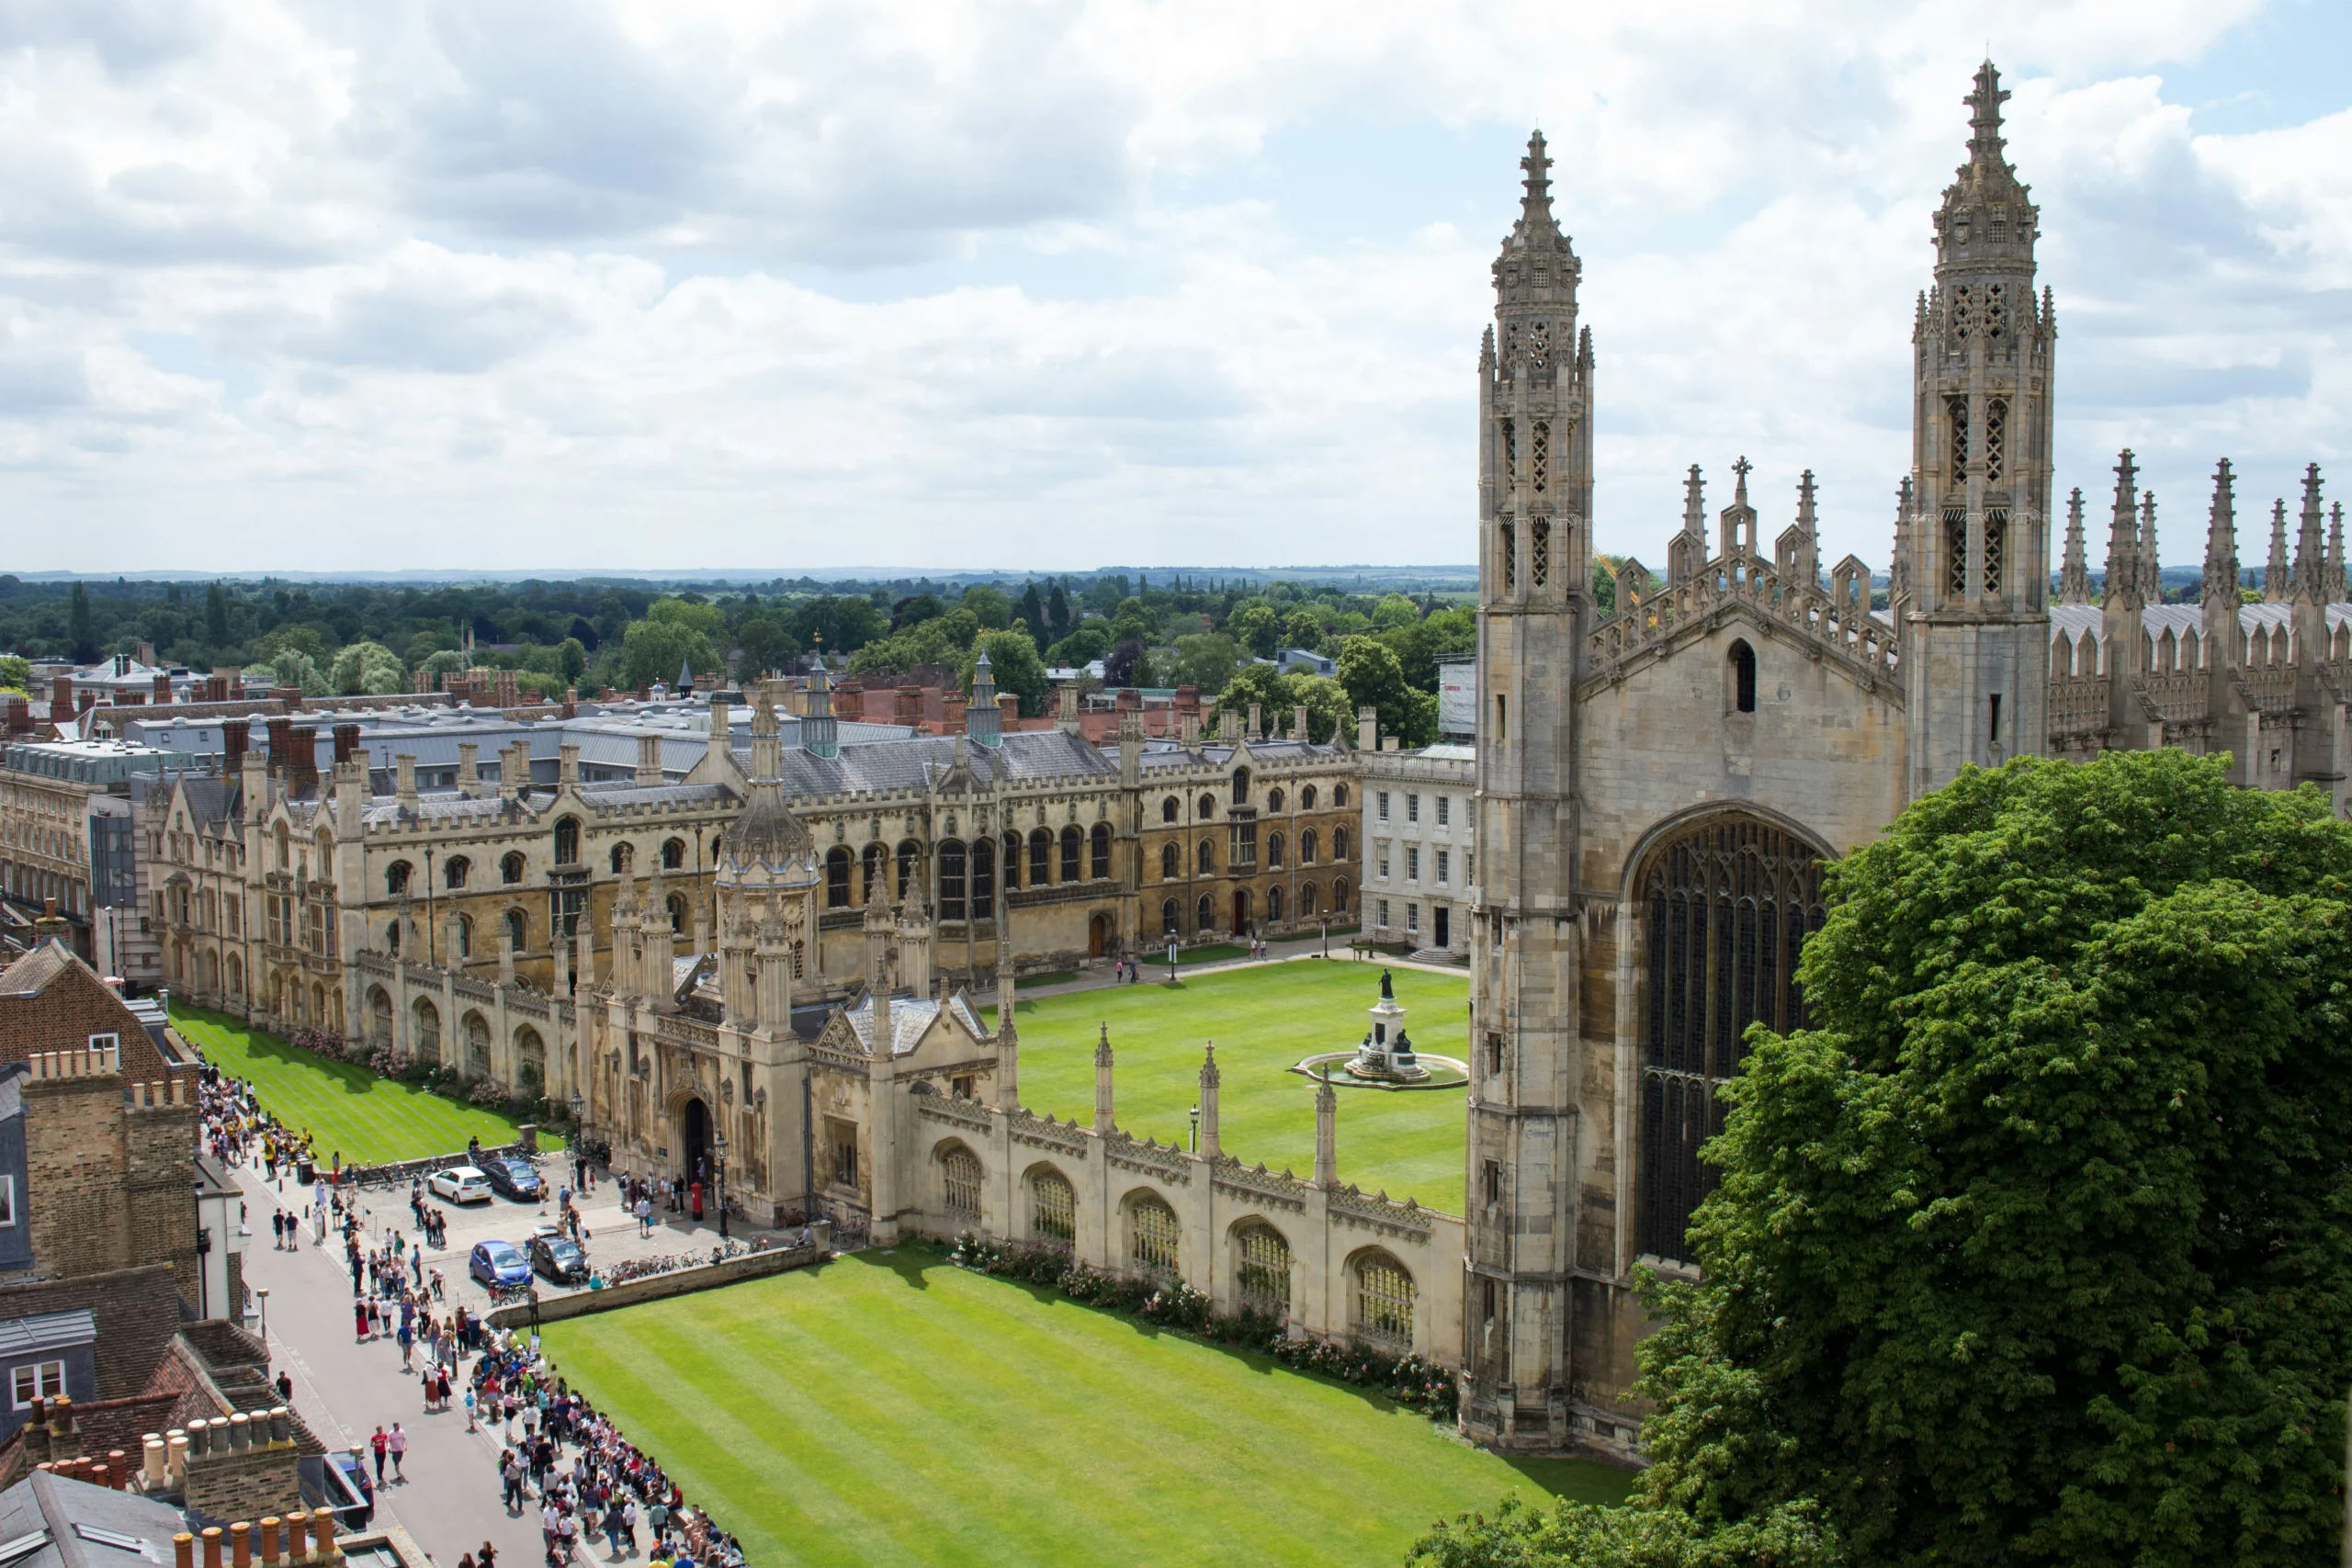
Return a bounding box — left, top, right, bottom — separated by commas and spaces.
1007, 930, 1453, 1004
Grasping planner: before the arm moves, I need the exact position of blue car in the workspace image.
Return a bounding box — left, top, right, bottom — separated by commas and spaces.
469, 1239, 531, 1289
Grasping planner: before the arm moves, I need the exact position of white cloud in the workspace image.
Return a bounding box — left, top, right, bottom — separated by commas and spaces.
0, 0, 2339, 573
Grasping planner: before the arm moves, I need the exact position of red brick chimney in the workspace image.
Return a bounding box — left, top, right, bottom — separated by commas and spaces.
51, 674, 72, 715
205, 674, 228, 703
333, 723, 360, 764
895, 688, 924, 726
221, 718, 250, 772
266, 717, 293, 780
4, 694, 28, 738
153, 672, 171, 705
288, 725, 319, 797
834, 682, 865, 722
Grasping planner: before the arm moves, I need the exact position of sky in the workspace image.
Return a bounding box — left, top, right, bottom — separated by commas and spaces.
0, 0, 2345, 577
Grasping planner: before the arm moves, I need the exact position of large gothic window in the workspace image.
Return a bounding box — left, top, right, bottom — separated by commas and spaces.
1639, 817, 1826, 1264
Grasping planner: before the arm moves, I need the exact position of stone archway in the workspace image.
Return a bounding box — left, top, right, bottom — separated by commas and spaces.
681, 1096, 713, 1189
1089, 912, 1112, 959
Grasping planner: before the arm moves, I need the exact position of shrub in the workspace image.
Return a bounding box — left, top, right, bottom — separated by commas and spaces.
467, 1079, 508, 1108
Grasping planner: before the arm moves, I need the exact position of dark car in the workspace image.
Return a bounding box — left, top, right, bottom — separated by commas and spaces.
529, 1235, 590, 1285
469, 1239, 531, 1289
481, 1155, 544, 1201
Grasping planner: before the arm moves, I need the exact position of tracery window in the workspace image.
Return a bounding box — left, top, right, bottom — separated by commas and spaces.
1091, 823, 1112, 879
938, 840, 967, 922
1500, 522, 1517, 592
1985, 280, 2007, 336
1984, 509, 2007, 599
972, 838, 995, 910
1131, 1198, 1180, 1277
1639, 818, 1826, 1265
1531, 518, 1551, 588
501, 852, 526, 885
1531, 423, 1549, 495
1032, 1169, 1076, 1246
1238, 1225, 1293, 1314
1984, 398, 2007, 486
1059, 826, 1082, 883
1161, 843, 1180, 880
943, 1146, 982, 1219
1500, 419, 1516, 483
1029, 829, 1051, 886
1355, 1253, 1415, 1347
1947, 395, 1970, 480
1945, 509, 1969, 600
826, 847, 853, 908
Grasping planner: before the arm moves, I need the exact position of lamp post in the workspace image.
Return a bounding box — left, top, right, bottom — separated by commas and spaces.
1166, 939, 1178, 985
1321, 917, 1329, 961
1188, 1105, 1200, 1154
713, 1128, 729, 1240
255, 1286, 269, 1343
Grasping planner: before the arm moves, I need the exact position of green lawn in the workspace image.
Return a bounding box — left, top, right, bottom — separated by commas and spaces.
988, 959, 1469, 1215
543, 1252, 1627, 1567
171, 1004, 560, 1166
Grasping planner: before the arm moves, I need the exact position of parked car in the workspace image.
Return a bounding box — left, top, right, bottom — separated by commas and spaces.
481, 1155, 544, 1202
469, 1239, 532, 1289
529, 1235, 590, 1285
428, 1166, 492, 1204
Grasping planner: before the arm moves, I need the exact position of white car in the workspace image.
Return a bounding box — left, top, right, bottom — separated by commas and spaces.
427, 1166, 492, 1204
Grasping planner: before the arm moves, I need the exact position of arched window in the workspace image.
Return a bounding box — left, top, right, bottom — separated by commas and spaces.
665, 894, 684, 933
1028, 829, 1051, 886
456, 915, 474, 959
1268, 787, 1284, 812
1001, 833, 1021, 892
1160, 897, 1179, 934
1090, 823, 1112, 879
939, 840, 967, 921
1332, 876, 1351, 912
1300, 829, 1318, 864
505, 907, 527, 952
1353, 1251, 1416, 1347
973, 838, 996, 910
662, 837, 685, 870
942, 1145, 983, 1219
611, 842, 634, 874
1301, 784, 1317, 810
1196, 894, 1214, 930
514, 1025, 546, 1090
1638, 818, 1825, 1265
896, 840, 920, 901
1197, 838, 1216, 875
387, 861, 412, 895
1130, 1196, 1180, 1276
445, 855, 469, 890
464, 1010, 492, 1076
1059, 826, 1081, 883
1730, 639, 1758, 714
1333, 784, 1349, 809
1267, 885, 1284, 924
1160, 843, 1180, 880
501, 852, 526, 885
826, 847, 854, 908
1161, 796, 1180, 824
554, 817, 581, 865
1231, 767, 1250, 806
413, 998, 441, 1062
863, 842, 888, 903
1031, 1168, 1076, 1247
274, 822, 289, 870
1300, 881, 1319, 915
1333, 827, 1351, 862
1237, 1224, 1293, 1314
1197, 794, 1216, 819
1265, 831, 1284, 869
386, 920, 401, 956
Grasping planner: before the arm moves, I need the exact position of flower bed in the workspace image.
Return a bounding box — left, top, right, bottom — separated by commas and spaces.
944, 1233, 1458, 1420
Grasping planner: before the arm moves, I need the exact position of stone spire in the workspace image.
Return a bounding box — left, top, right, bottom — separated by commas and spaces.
1092, 1023, 1114, 1134
2058, 486, 2090, 604
1313, 1075, 1338, 1188
1891, 476, 1916, 600
2104, 450, 2142, 611
992, 889, 1018, 1111
1197, 1043, 1220, 1160
2138, 491, 2162, 605
2202, 459, 2240, 609
2292, 463, 2327, 604
2329, 501, 2346, 603
1682, 465, 1705, 536
1934, 61, 2037, 270
2266, 498, 2290, 602
749, 681, 784, 781
1514, 130, 1557, 243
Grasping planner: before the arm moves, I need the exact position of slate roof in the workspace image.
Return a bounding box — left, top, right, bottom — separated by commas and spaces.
0, 1472, 199, 1568
764, 728, 1114, 798
842, 992, 988, 1056
2049, 600, 2352, 653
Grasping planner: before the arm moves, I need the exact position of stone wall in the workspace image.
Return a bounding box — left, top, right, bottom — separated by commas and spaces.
482, 1230, 829, 1331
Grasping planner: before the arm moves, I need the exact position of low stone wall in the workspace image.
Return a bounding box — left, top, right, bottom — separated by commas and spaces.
483, 1225, 831, 1330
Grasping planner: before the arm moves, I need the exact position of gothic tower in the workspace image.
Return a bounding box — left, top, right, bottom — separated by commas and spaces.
1903, 62, 2054, 795
1464, 130, 1596, 1449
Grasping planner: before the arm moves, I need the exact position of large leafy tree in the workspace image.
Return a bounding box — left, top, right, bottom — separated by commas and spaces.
961, 627, 1047, 716
1337, 635, 1435, 746
1631, 750, 2352, 1567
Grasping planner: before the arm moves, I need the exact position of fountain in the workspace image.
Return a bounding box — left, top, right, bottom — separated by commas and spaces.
1291, 969, 1468, 1091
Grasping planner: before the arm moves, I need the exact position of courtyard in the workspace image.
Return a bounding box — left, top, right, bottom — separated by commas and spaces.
543, 1250, 1627, 1567
990, 958, 1471, 1215
172, 1003, 560, 1166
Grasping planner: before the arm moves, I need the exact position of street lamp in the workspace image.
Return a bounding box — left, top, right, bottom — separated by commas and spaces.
1321, 917, 1329, 961
1166, 939, 1178, 985
713, 1129, 729, 1240
255, 1286, 269, 1343
1188, 1105, 1200, 1154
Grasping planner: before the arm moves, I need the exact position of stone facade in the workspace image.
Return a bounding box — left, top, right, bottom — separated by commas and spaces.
1460, 63, 2349, 1458
1360, 742, 1476, 955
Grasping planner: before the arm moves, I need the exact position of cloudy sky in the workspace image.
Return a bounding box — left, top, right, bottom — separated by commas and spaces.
0, 0, 2345, 576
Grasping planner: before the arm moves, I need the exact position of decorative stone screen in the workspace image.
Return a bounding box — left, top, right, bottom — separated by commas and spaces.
1031, 1169, 1076, 1247
943, 1146, 982, 1219
1130, 1197, 1180, 1276
1356, 1255, 1415, 1348
1237, 1225, 1292, 1314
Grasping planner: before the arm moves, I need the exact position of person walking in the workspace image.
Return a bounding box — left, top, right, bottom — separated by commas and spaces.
501, 1450, 525, 1512
388, 1422, 408, 1481
368, 1425, 389, 1485
636, 1195, 652, 1237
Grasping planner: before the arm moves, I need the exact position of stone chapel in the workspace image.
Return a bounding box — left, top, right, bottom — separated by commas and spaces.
1461, 62, 2349, 1455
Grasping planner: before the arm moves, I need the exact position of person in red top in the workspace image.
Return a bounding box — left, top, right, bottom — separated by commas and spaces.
368, 1425, 389, 1484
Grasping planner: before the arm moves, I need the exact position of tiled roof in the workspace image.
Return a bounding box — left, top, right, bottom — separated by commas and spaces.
0, 941, 179, 1079
842, 991, 988, 1055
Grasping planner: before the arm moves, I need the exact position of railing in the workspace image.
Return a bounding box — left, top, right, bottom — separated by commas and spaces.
654, 1012, 719, 1051
1589, 555, 1901, 694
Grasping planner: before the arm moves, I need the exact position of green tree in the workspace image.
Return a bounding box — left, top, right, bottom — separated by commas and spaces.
1411, 1494, 1843, 1568
734, 618, 798, 679
618, 615, 718, 691
1228, 601, 1282, 659
962, 627, 1048, 716
67, 581, 96, 662
1046, 624, 1109, 670
204, 581, 231, 647
1215, 663, 1353, 743
1046, 581, 1073, 640
1336, 636, 1434, 746
789, 595, 886, 657
250, 649, 325, 697
1630, 750, 2352, 1567
553, 636, 588, 685
1170, 632, 1243, 693
0, 653, 28, 692
1283, 602, 1333, 653
1370, 592, 1419, 630
892, 592, 944, 632
960, 584, 1012, 631
329, 640, 406, 695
